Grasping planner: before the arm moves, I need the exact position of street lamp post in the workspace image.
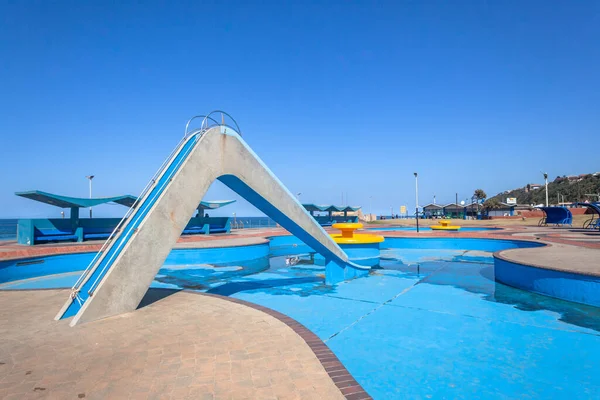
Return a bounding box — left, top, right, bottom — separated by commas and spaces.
296, 192, 302, 202
543, 172, 548, 207
455, 192, 458, 219
414, 172, 419, 232
85, 175, 95, 218
369, 196, 373, 221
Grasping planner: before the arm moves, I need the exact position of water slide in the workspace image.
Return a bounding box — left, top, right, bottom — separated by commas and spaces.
56, 113, 368, 326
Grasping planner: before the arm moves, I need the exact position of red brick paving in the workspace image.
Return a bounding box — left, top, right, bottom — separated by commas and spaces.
201, 293, 373, 400
0, 289, 349, 400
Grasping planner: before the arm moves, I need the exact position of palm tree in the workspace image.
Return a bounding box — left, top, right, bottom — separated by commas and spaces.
472, 189, 487, 219
474, 189, 487, 201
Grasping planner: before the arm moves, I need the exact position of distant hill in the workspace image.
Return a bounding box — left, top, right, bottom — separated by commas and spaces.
489, 173, 600, 205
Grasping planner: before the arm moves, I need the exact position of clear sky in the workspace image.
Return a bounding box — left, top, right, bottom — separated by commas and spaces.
1, 1, 598, 218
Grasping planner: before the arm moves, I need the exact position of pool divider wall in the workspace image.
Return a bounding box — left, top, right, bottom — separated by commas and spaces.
315, 243, 382, 268
494, 255, 600, 308
381, 237, 545, 251
0, 253, 96, 285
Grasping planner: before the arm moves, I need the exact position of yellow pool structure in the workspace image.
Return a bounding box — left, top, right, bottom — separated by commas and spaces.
314, 223, 384, 268
430, 219, 461, 231
330, 223, 384, 244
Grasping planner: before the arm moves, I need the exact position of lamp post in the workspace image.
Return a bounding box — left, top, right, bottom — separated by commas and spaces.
455, 192, 458, 219
369, 196, 373, 221
414, 172, 419, 232
543, 172, 549, 207
296, 192, 302, 202
85, 175, 94, 218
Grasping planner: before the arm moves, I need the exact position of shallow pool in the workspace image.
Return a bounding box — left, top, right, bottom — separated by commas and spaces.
2, 236, 599, 399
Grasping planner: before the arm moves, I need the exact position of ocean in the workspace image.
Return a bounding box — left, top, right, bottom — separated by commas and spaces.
0, 217, 277, 241
230, 216, 278, 229
0, 219, 17, 241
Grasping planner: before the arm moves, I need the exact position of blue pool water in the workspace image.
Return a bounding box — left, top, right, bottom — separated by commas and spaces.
1, 237, 599, 399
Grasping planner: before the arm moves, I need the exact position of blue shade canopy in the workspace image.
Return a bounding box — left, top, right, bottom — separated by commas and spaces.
573, 202, 600, 216
537, 206, 573, 225
16, 191, 236, 211
302, 204, 361, 213
197, 200, 236, 210
15, 190, 137, 208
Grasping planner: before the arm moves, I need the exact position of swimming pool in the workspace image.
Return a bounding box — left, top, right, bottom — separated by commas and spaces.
2, 236, 599, 399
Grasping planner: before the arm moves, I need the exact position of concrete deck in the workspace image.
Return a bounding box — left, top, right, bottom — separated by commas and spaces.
497, 241, 600, 277
0, 289, 358, 400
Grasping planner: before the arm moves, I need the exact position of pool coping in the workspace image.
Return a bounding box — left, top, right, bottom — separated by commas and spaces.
493, 241, 600, 278
196, 292, 373, 400
0, 236, 272, 262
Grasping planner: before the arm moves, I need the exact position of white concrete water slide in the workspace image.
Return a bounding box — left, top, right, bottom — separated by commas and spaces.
56, 113, 368, 326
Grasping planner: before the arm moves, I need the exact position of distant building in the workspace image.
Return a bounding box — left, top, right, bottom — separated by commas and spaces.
525, 184, 542, 193
422, 203, 443, 218
486, 202, 515, 217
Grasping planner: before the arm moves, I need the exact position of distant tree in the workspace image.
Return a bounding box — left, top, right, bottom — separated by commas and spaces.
472, 189, 487, 216
473, 189, 487, 201
483, 198, 501, 210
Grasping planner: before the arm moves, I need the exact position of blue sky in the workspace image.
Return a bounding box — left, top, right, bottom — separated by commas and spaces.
1, 1, 598, 218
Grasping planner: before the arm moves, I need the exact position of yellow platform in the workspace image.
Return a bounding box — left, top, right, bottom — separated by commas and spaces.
430, 219, 461, 231
330, 223, 384, 244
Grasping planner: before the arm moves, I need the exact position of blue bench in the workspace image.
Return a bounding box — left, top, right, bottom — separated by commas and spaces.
182, 225, 209, 235
34, 228, 78, 243
208, 224, 228, 233
83, 227, 115, 240
182, 223, 229, 235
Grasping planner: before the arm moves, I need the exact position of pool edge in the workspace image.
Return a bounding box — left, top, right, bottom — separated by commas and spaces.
494, 243, 600, 307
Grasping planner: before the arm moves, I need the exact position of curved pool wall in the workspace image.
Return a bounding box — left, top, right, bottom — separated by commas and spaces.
314, 243, 381, 268
495, 255, 600, 307
368, 227, 501, 232
268, 235, 313, 257
0, 253, 96, 285
0, 244, 271, 287
381, 237, 543, 251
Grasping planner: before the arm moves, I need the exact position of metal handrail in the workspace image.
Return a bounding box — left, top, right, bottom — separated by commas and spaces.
202, 110, 242, 136
184, 115, 220, 137
70, 133, 193, 293
87, 133, 202, 295
184, 111, 242, 138
70, 111, 242, 299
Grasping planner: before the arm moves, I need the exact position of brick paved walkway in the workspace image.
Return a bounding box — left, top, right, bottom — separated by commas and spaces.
0, 289, 349, 400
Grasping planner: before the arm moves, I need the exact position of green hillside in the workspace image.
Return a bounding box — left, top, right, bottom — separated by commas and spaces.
489, 174, 600, 205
